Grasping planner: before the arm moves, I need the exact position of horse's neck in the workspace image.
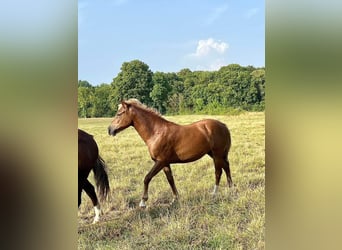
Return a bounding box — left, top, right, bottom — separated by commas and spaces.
132, 108, 164, 143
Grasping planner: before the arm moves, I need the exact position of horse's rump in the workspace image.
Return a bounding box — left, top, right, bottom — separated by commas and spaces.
78, 129, 99, 171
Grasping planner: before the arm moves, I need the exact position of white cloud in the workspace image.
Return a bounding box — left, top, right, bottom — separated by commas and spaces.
184, 38, 229, 71
192, 38, 228, 57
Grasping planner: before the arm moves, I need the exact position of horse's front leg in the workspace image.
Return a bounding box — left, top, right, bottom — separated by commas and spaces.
140, 161, 164, 208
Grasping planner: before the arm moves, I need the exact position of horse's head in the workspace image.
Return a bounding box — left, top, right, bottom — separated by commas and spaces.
108, 101, 134, 136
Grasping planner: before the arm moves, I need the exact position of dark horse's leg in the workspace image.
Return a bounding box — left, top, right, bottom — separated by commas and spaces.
213, 157, 223, 194
78, 175, 85, 207
211, 154, 233, 194
222, 156, 233, 188
140, 161, 165, 208
83, 179, 101, 223
163, 165, 179, 203
78, 171, 89, 207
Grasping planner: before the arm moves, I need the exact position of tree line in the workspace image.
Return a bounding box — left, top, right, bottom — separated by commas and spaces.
78, 60, 265, 118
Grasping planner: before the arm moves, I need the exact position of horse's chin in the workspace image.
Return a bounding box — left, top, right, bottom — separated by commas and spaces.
109, 126, 128, 136
111, 128, 122, 136
108, 127, 118, 136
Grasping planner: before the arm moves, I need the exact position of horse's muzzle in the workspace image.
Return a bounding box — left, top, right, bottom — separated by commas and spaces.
108, 126, 116, 136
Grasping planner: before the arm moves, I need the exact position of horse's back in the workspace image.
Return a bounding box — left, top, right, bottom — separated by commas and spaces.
78, 129, 94, 141
194, 119, 229, 135
78, 129, 99, 171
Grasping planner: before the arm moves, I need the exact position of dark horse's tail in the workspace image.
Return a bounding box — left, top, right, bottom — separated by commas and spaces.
93, 156, 110, 201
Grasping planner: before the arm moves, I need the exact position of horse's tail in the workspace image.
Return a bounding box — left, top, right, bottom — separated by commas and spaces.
93, 156, 110, 201
225, 124, 232, 157
227, 128, 232, 153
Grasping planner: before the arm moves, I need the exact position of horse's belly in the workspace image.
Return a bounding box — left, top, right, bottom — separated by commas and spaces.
174, 148, 208, 163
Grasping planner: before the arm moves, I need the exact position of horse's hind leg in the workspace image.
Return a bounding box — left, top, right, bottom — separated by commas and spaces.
83, 179, 101, 223
78, 173, 87, 207
222, 156, 233, 188
163, 165, 179, 203
78, 177, 82, 207
212, 157, 223, 195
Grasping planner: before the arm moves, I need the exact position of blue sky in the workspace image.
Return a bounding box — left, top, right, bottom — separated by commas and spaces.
79, 0, 264, 86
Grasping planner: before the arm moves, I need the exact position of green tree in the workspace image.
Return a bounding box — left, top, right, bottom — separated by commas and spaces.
79, 63, 265, 117
250, 69, 265, 110
166, 93, 185, 114
111, 60, 153, 106
91, 83, 113, 117
150, 72, 172, 113
78, 86, 94, 118
217, 64, 256, 109
78, 80, 92, 88
191, 84, 208, 112
206, 82, 228, 106
164, 73, 184, 114
177, 68, 197, 111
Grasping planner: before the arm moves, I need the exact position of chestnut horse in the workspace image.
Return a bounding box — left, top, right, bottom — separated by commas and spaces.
108, 99, 232, 208
78, 129, 110, 223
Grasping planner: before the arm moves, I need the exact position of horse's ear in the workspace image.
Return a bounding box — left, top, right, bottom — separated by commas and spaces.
121, 101, 131, 110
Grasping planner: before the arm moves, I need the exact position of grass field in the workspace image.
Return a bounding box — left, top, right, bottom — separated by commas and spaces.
78, 112, 265, 249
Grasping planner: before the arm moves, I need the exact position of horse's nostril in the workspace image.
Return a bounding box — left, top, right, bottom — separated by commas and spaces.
108, 127, 111, 135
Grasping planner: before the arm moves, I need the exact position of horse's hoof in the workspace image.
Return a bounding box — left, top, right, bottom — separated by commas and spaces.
212, 185, 219, 195
139, 200, 147, 208
170, 196, 179, 204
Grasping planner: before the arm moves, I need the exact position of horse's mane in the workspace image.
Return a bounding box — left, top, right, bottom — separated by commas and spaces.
123, 98, 162, 117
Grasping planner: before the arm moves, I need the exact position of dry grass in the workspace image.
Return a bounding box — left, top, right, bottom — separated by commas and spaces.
78, 113, 265, 249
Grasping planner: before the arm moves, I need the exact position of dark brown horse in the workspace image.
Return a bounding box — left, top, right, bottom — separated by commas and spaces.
78, 129, 110, 223
108, 99, 232, 208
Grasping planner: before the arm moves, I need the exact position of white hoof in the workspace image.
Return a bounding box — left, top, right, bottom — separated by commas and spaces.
212, 185, 219, 195
93, 217, 99, 224
139, 200, 147, 208
93, 204, 101, 223
170, 195, 179, 205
